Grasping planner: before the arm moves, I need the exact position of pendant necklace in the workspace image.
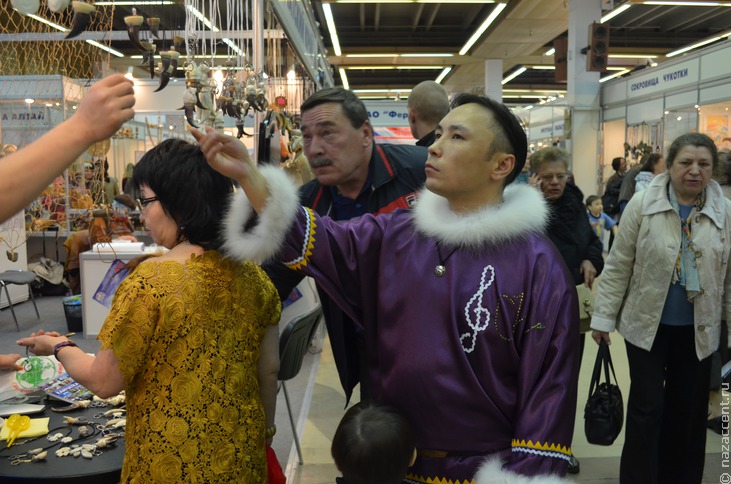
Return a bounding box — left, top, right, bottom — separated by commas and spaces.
434, 243, 458, 277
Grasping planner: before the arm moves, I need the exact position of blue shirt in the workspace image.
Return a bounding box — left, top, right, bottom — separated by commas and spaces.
329, 167, 373, 221
587, 211, 616, 240
659, 203, 694, 326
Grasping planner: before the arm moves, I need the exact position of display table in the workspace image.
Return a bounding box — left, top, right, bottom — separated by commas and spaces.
0, 401, 125, 483
79, 248, 153, 338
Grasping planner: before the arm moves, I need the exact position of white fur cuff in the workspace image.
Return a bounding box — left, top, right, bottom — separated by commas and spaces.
473, 457, 570, 484
222, 166, 300, 264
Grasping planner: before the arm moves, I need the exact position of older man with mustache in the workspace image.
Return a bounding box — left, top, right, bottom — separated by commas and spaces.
265, 87, 427, 402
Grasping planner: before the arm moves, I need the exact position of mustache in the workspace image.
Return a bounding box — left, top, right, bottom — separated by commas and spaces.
309, 157, 333, 168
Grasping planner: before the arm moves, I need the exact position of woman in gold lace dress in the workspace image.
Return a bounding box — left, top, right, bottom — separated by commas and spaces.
18, 138, 282, 483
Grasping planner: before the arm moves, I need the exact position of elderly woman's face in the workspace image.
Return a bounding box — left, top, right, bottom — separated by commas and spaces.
536, 160, 568, 201
138, 184, 178, 249
668, 145, 713, 203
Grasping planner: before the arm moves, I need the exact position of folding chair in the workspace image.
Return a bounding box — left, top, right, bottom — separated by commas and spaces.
0, 270, 40, 331
278, 304, 322, 465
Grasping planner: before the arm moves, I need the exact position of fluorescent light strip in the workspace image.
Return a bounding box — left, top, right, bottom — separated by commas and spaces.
323, 4, 342, 56
501, 66, 527, 85
185, 5, 219, 32
666, 31, 731, 57
609, 54, 658, 58
600, 69, 630, 83
345, 65, 440, 70
435, 66, 452, 83
530, 65, 555, 70
26, 13, 67, 31
354, 89, 412, 93
345, 53, 453, 58
459, 2, 507, 56
26, 13, 124, 58
86, 39, 124, 58
640, 1, 731, 6
95, 1, 174, 5
544, 47, 556, 56
601, 3, 631, 23
222, 38, 245, 57
338, 68, 349, 89
330, 0, 494, 3
401, 53, 454, 57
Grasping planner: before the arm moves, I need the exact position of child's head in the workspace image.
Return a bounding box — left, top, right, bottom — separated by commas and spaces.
586, 195, 603, 216
331, 402, 416, 484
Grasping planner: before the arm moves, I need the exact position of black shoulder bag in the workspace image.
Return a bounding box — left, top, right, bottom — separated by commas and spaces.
584, 340, 624, 445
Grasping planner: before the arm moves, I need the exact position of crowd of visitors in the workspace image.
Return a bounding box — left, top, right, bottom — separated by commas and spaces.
3, 73, 728, 484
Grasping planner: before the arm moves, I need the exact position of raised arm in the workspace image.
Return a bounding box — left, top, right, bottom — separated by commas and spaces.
191, 127, 270, 213
0, 74, 135, 223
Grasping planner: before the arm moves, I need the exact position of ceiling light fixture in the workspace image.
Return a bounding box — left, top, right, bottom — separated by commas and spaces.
402, 53, 454, 57
459, 2, 508, 56
666, 30, 731, 56
323, 3, 342, 56
530, 65, 556, 70
326, 0, 495, 3
25, 13, 67, 31
185, 5, 220, 32
354, 89, 413, 93
501, 66, 527, 85
338, 68, 349, 89
222, 38, 245, 57
86, 39, 125, 58
601, 3, 632, 23
634, 1, 731, 6
544, 47, 556, 56
95, 1, 174, 5
608, 54, 658, 58
435, 66, 452, 83
599, 69, 630, 83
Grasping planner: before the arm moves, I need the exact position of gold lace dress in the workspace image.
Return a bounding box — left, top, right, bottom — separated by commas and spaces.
98, 251, 281, 483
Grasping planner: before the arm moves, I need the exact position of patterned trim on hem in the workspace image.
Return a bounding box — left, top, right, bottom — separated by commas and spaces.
511, 438, 572, 463
403, 476, 474, 484
283, 207, 316, 270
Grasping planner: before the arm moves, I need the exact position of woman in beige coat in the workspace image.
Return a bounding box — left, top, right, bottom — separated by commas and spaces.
591, 132, 731, 484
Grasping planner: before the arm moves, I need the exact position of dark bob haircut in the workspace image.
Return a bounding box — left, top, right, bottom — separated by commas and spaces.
450, 93, 528, 185
665, 132, 718, 169
131, 138, 234, 251
300, 87, 369, 130
331, 401, 415, 484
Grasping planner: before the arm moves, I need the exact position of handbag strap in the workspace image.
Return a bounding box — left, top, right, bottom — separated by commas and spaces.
588, 340, 620, 401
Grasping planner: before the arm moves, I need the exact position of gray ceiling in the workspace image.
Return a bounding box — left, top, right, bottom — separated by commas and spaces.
4, 0, 731, 106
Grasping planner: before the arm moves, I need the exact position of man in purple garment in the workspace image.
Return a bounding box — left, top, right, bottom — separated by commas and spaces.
193, 94, 578, 483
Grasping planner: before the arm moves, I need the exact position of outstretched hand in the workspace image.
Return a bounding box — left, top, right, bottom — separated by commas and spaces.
73, 74, 136, 143
191, 126, 256, 184
16, 330, 67, 357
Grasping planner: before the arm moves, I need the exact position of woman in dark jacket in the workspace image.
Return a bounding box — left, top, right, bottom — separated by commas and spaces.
529, 146, 604, 474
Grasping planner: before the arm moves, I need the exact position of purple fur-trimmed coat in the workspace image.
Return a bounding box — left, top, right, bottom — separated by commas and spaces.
224, 167, 579, 483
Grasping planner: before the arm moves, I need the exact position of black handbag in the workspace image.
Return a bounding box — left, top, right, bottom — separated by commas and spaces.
584, 340, 624, 445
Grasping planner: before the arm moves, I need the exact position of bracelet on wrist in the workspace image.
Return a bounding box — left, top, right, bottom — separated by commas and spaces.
265, 425, 277, 439
53, 340, 78, 359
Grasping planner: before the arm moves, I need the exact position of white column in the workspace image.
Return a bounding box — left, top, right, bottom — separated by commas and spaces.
253, 0, 264, 162
567, 0, 602, 197
484, 59, 503, 103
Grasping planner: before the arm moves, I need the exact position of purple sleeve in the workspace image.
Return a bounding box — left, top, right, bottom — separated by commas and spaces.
506, 246, 580, 476
277, 207, 388, 328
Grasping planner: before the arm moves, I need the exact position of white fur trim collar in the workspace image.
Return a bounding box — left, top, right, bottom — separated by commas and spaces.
473, 457, 570, 484
412, 183, 548, 249
222, 166, 300, 263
